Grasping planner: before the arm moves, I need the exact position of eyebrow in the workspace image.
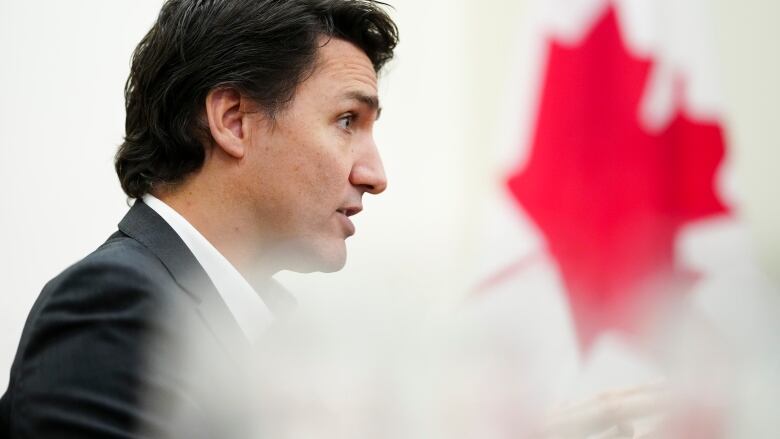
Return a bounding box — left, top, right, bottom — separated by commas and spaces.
343, 91, 382, 120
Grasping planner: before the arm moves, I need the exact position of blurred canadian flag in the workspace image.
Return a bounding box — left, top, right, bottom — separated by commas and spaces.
471, 0, 780, 436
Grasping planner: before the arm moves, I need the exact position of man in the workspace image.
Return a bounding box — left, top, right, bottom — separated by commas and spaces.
0, 0, 398, 437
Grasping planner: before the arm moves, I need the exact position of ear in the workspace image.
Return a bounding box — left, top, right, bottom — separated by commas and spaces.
205, 87, 248, 159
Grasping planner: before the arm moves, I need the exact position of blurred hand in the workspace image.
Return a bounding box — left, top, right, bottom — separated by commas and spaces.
538, 382, 670, 438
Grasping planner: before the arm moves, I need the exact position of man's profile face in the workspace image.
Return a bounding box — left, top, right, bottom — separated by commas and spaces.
240, 37, 387, 273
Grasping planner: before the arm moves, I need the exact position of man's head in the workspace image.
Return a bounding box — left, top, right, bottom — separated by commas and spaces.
116, 0, 397, 273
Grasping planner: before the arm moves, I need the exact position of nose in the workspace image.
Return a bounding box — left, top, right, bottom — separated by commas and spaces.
349, 137, 387, 195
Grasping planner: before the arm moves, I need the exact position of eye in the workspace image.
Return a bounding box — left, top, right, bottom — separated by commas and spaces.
337, 113, 354, 131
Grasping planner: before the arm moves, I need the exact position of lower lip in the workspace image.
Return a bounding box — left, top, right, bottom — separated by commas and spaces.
338, 212, 355, 236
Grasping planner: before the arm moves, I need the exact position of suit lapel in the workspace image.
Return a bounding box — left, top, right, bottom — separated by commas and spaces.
118, 200, 251, 363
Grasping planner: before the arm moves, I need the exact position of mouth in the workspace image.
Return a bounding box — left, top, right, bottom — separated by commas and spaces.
336, 206, 363, 217
336, 206, 362, 236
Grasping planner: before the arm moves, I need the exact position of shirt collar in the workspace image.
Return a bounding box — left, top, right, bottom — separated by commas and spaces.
142, 194, 273, 343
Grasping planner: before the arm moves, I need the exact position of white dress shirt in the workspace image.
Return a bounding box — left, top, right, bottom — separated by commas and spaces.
142, 194, 273, 343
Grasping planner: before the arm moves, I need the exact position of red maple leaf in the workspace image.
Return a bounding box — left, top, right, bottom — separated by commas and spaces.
506, 7, 729, 349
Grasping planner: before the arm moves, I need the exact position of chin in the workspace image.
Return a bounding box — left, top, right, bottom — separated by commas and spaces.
283, 241, 347, 273
313, 256, 346, 273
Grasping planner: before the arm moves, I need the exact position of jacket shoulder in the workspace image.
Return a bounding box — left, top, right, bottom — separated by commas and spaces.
5, 233, 193, 438
26, 235, 179, 327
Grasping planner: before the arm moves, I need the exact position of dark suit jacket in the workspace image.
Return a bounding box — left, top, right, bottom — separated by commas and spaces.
0, 201, 294, 438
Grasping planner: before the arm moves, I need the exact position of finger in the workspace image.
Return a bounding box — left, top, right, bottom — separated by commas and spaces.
544, 387, 670, 437
559, 381, 668, 413
590, 423, 636, 439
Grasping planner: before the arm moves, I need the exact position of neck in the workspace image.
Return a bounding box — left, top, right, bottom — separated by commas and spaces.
152, 179, 276, 282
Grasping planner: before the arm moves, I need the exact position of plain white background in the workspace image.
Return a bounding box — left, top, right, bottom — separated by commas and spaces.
1, 0, 778, 394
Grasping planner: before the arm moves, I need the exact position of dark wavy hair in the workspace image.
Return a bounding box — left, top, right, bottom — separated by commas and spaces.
115, 0, 398, 199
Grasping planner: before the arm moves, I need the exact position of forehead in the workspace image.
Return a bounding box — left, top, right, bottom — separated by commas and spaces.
303, 37, 378, 95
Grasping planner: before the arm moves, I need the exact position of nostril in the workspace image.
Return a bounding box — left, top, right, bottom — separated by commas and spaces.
370, 179, 387, 195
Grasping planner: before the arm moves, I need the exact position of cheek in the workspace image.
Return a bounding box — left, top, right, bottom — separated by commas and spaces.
248, 127, 354, 217
291, 139, 354, 202
261, 157, 348, 225
292, 158, 350, 220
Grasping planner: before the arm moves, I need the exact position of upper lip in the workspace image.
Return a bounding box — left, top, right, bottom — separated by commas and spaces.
337, 206, 362, 217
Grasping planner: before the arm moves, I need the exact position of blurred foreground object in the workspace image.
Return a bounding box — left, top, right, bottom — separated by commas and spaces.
539, 383, 670, 438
